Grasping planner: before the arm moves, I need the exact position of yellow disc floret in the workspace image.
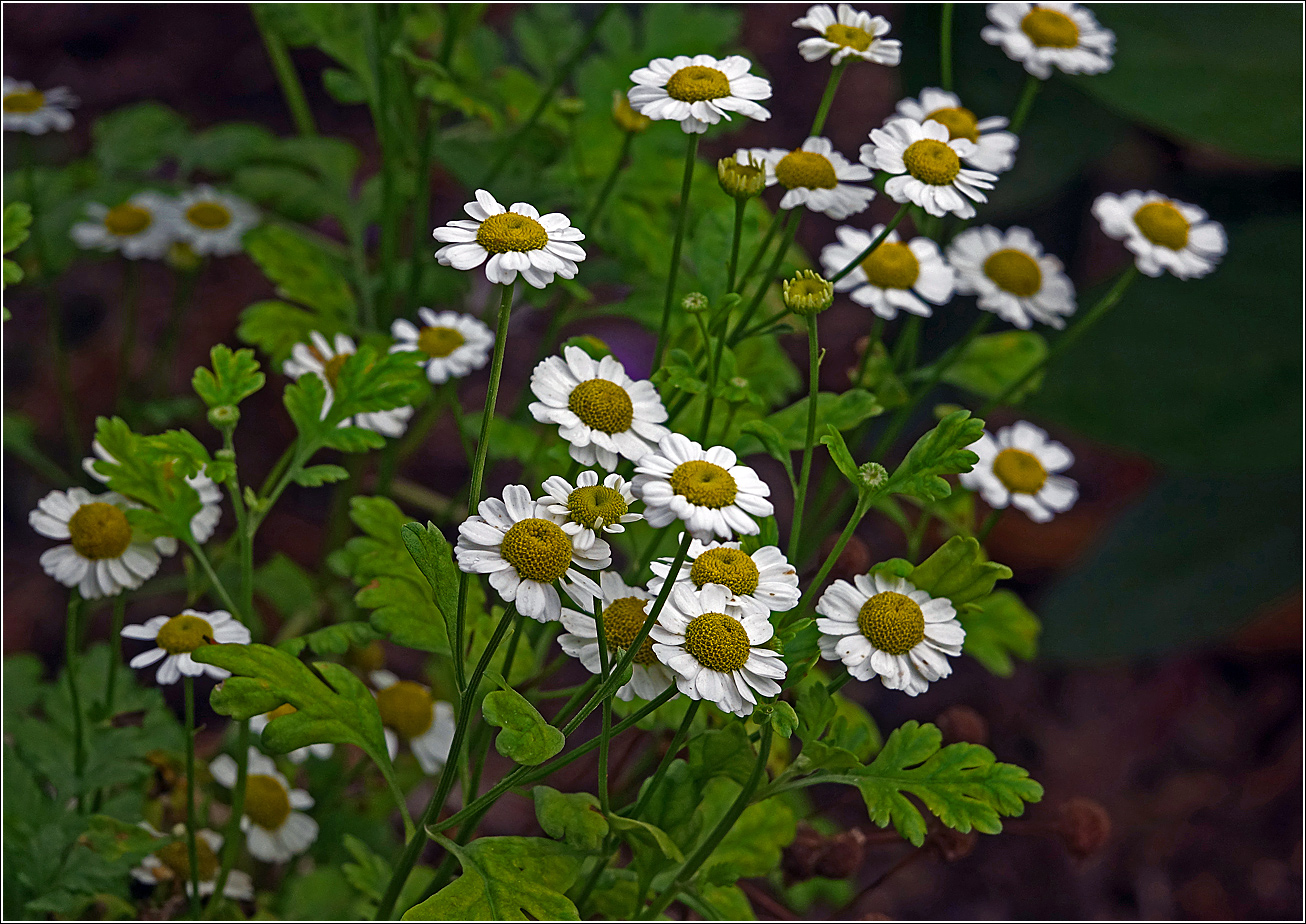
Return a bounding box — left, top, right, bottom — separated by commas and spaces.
157, 835, 220, 882
861, 241, 920, 290
992, 448, 1048, 494
1133, 201, 1190, 250
982, 248, 1042, 297
475, 211, 548, 254
683, 611, 751, 672
244, 774, 292, 830
185, 202, 232, 231
824, 23, 874, 52
67, 502, 133, 560
669, 460, 738, 509
568, 379, 634, 434
156, 614, 215, 655
1020, 7, 1080, 48
924, 106, 980, 143
902, 139, 962, 186
612, 93, 652, 133
690, 547, 760, 596
601, 596, 656, 665
500, 518, 573, 583
774, 150, 838, 190
858, 591, 924, 655
718, 154, 767, 200
376, 680, 435, 740
104, 203, 153, 236
665, 65, 731, 103
567, 485, 629, 530
417, 325, 466, 359
3, 89, 45, 113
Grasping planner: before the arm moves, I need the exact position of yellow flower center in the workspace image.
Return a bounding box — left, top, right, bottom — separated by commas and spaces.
982, 248, 1042, 297
689, 547, 760, 596
601, 596, 656, 665
567, 378, 634, 434
823, 22, 874, 52
774, 150, 839, 190
1020, 7, 1081, 48
902, 139, 961, 185
417, 325, 465, 359
156, 614, 215, 655
1133, 201, 1190, 250
244, 774, 292, 830
683, 611, 751, 672
861, 241, 920, 290
857, 591, 924, 655
992, 447, 1048, 495
103, 203, 153, 237
266, 703, 297, 721
3, 89, 45, 113
321, 352, 349, 387
669, 460, 738, 509
613, 93, 652, 133
67, 502, 133, 560
566, 485, 629, 530
500, 518, 573, 583
185, 201, 232, 231
475, 211, 548, 254
924, 106, 981, 143
376, 680, 435, 740
665, 65, 731, 103
157, 836, 220, 882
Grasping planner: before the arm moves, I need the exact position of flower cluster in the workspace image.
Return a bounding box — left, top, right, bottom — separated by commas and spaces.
71, 185, 259, 260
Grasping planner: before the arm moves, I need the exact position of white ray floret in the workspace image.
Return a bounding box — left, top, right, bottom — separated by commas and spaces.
959, 420, 1078, 523
434, 190, 585, 289
71, 192, 182, 260
210, 748, 318, 863
121, 608, 251, 686
1092, 191, 1226, 280
174, 185, 259, 257
648, 536, 800, 620
737, 137, 874, 219
792, 5, 902, 66
862, 118, 997, 219
370, 670, 456, 775
947, 225, 1076, 329
981, 2, 1115, 80
628, 54, 771, 134
893, 88, 1019, 174
3, 76, 77, 133
633, 434, 774, 542
390, 308, 494, 384
821, 224, 956, 320
558, 571, 675, 702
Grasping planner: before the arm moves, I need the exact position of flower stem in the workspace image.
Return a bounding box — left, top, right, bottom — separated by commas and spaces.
826, 667, 852, 694
784, 496, 873, 632
592, 597, 613, 814
652, 132, 701, 373
104, 594, 126, 716
253, 6, 317, 137
145, 266, 201, 396
183, 675, 202, 917
726, 197, 747, 293
203, 722, 249, 918
789, 313, 822, 562
830, 204, 910, 283
976, 507, 1004, 542
727, 209, 803, 345
65, 592, 86, 808
810, 60, 847, 136
940, 4, 955, 91
1009, 74, 1042, 134
585, 130, 635, 231
733, 206, 787, 296
187, 539, 242, 618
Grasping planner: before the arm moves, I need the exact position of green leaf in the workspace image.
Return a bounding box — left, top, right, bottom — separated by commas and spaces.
293, 464, 350, 487
957, 591, 1040, 677
794, 679, 837, 748
80, 816, 164, 863
700, 786, 796, 882
192, 344, 265, 409
938, 331, 1046, 401
819, 424, 860, 485
770, 701, 799, 738
606, 816, 684, 863
401, 521, 459, 628
739, 420, 796, 484
3, 201, 32, 255
908, 536, 1012, 607
688, 723, 756, 786
533, 787, 608, 852
482, 688, 564, 765
238, 299, 346, 366
278, 621, 381, 658
883, 410, 983, 502
91, 417, 207, 542
92, 102, 188, 174
244, 224, 355, 318
402, 835, 583, 921
181, 122, 277, 174
738, 390, 883, 454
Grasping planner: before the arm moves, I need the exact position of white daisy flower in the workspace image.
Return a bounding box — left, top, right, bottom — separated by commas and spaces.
648, 536, 800, 621
29, 487, 168, 599
893, 88, 1019, 174
816, 573, 964, 696
538, 471, 642, 552
283, 331, 414, 438
947, 225, 1076, 329
70, 192, 181, 261
210, 748, 318, 864
862, 118, 997, 219
632, 434, 774, 542
650, 583, 786, 717
389, 308, 494, 384
528, 346, 669, 471
982, 2, 1115, 80
82, 439, 222, 546
558, 571, 675, 702
1092, 191, 1226, 281
792, 4, 902, 66
369, 670, 456, 775
738, 137, 875, 220
959, 420, 1078, 523
2, 77, 76, 133
627, 54, 772, 135
455, 484, 608, 624
250, 704, 334, 764
174, 185, 259, 257
121, 608, 251, 686
131, 824, 254, 900
820, 224, 956, 320
433, 190, 585, 289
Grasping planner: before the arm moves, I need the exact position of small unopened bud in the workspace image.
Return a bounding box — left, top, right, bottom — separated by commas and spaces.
717, 153, 767, 200
858, 461, 888, 491
166, 241, 202, 273
208, 405, 240, 431
1058, 796, 1112, 859
215, 448, 236, 463
557, 96, 585, 118
681, 291, 709, 314
612, 92, 651, 134
783, 270, 834, 316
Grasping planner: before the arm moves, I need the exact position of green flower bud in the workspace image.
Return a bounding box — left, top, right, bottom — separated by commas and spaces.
717, 154, 767, 200
783, 270, 834, 316
208, 405, 240, 431
858, 461, 888, 491
612, 92, 651, 134
681, 292, 710, 314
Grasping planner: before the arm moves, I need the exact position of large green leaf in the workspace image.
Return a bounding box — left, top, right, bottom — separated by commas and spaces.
533, 787, 608, 852
884, 410, 984, 502
909, 536, 1012, 607
482, 689, 564, 765
402, 836, 583, 920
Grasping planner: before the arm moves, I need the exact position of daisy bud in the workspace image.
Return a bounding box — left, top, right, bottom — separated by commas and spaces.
208, 404, 239, 432
857, 461, 888, 491
681, 291, 710, 314
611, 92, 651, 134
783, 270, 834, 316
717, 153, 767, 200
165, 241, 203, 273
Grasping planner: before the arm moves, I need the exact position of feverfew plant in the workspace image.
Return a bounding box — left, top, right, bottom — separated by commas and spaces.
5, 4, 1237, 921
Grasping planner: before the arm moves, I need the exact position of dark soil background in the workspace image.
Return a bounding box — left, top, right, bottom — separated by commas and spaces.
4, 4, 1302, 920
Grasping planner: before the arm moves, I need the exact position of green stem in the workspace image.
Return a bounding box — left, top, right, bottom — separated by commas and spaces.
405, 112, 438, 316
652, 132, 700, 373
552, 674, 601, 728
940, 4, 955, 91
809, 61, 847, 136
1009, 74, 1042, 134
65, 592, 86, 808
830, 204, 910, 283
852, 317, 886, 387
104, 595, 126, 716
727, 209, 802, 345
640, 723, 774, 919
203, 724, 249, 918
697, 198, 750, 440
145, 267, 201, 396
789, 313, 821, 561
726, 197, 746, 292
585, 130, 635, 231
976, 507, 1003, 542
592, 598, 613, 814
186, 540, 241, 617
784, 497, 872, 632
183, 676, 201, 916
254, 7, 317, 136
733, 206, 786, 296
826, 668, 852, 694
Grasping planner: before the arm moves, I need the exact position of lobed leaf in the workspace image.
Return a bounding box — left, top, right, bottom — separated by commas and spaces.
883, 409, 984, 502
192, 344, 265, 410
909, 536, 1013, 607
402, 835, 583, 921
482, 688, 564, 765
533, 787, 608, 852
957, 590, 1041, 677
